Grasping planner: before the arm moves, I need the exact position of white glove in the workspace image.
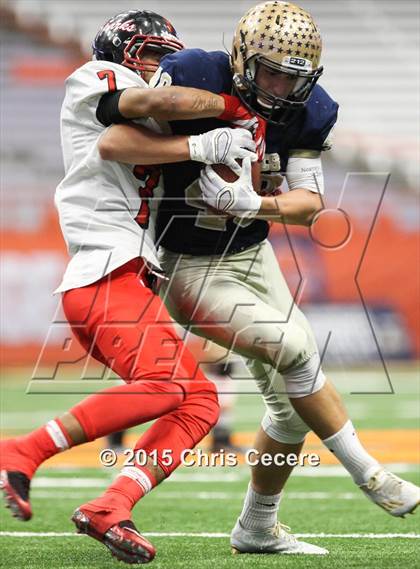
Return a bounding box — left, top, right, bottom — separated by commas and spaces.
228, 116, 266, 162
199, 157, 262, 219
188, 128, 257, 175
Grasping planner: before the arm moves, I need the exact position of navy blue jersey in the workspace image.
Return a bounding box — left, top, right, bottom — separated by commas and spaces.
155, 49, 338, 255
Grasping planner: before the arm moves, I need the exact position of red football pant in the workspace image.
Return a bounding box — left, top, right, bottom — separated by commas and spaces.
62, 258, 219, 476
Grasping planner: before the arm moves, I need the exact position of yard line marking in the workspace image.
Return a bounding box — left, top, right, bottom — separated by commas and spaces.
29, 463, 418, 488
32, 478, 107, 488
31, 491, 97, 499
30, 490, 361, 500
153, 491, 360, 500
296, 534, 420, 539
30, 474, 244, 487
170, 472, 243, 482
0, 532, 81, 538
277, 463, 420, 477
0, 532, 419, 539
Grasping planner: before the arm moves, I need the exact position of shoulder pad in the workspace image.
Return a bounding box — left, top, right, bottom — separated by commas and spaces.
292, 85, 339, 151
158, 49, 232, 93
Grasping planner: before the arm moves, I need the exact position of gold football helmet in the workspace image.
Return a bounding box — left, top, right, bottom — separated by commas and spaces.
231, 1, 323, 125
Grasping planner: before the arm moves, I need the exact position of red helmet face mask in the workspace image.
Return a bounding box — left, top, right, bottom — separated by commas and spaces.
122, 34, 185, 74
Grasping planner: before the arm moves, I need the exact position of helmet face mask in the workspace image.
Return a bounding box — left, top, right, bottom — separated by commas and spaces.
235, 54, 323, 126
231, 1, 323, 126
122, 34, 184, 74
92, 10, 184, 77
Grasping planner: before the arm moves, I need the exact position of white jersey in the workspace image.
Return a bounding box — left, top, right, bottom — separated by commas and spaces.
54, 60, 163, 293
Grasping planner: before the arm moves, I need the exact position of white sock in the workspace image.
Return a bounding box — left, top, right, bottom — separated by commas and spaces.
238, 483, 282, 531
322, 420, 379, 484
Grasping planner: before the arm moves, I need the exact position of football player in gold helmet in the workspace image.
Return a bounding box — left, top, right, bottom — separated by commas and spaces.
231, 1, 323, 126
197, 2, 419, 556
150, 1, 418, 555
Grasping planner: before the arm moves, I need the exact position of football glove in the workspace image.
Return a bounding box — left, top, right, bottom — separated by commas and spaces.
199, 157, 262, 219
188, 127, 257, 175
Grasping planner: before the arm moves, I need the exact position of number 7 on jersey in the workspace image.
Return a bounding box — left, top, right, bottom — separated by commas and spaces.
97, 69, 117, 92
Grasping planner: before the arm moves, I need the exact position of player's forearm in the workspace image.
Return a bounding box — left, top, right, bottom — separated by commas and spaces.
257, 189, 322, 226
98, 123, 189, 164
119, 86, 225, 121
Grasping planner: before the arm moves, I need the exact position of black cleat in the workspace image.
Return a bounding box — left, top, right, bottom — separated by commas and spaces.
71, 508, 156, 564
0, 470, 32, 521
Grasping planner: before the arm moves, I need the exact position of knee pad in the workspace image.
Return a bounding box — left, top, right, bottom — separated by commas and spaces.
261, 411, 310, 444
282, 352, 326, 398
264, 323, 308, 372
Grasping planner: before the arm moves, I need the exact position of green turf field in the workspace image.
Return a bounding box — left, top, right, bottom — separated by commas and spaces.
1, 466, 419, 569
1, 365, 419, 568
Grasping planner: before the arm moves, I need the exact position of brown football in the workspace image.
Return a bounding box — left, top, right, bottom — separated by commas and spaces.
211, 160, 261, 193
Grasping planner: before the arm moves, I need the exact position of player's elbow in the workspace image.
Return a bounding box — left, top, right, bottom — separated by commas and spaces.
302, 190, 323, 226
97, 132, 118, 161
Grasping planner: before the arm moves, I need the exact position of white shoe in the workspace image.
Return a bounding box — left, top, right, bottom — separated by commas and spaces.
359, 468, 420, 517
230, 519, 328, 555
